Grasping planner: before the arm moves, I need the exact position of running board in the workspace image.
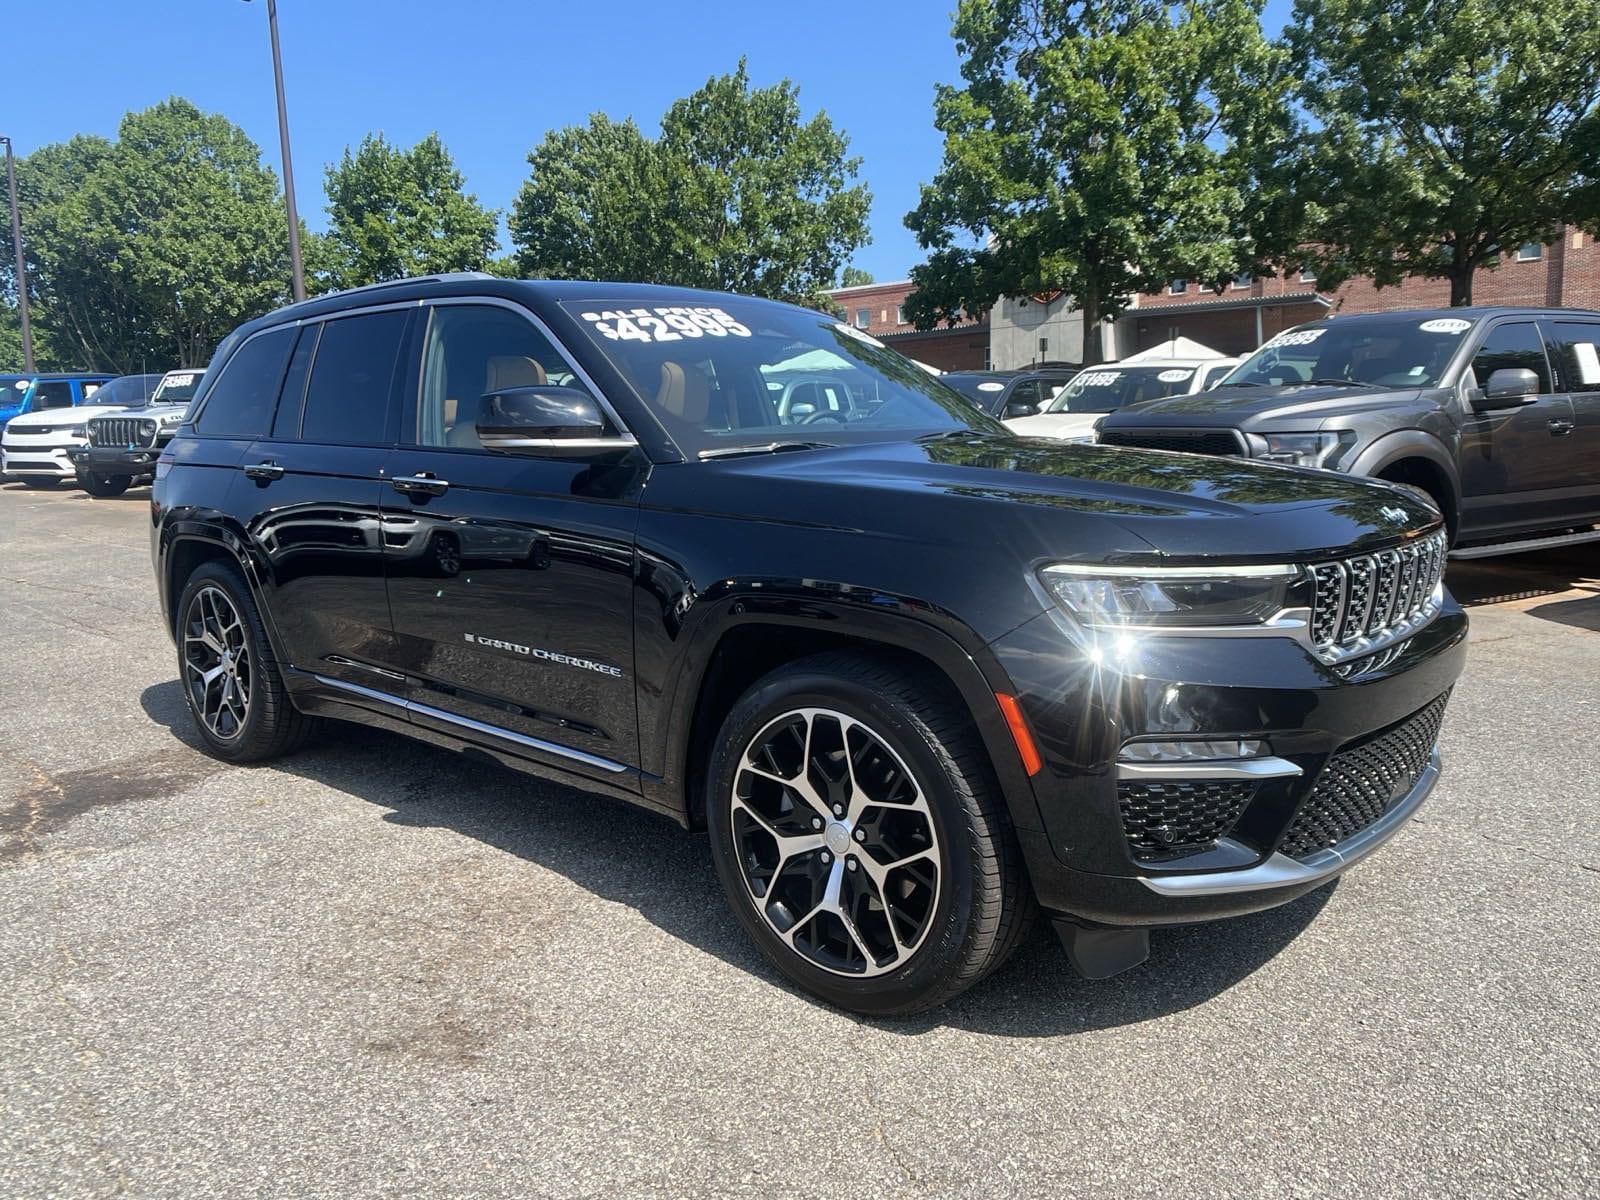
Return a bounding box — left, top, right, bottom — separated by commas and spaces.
1448, 526, 1600, 560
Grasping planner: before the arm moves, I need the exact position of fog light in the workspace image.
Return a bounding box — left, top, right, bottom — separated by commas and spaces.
1118, 738, 1268, 763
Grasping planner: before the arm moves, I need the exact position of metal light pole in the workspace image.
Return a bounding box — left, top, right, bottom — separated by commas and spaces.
247, 0, 305, 301
0, 136, 35, 372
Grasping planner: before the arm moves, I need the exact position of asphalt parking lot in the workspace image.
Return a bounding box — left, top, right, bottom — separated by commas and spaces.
1, 481, 1596, 1199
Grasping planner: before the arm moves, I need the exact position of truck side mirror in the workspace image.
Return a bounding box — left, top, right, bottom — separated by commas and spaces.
1474, 368, 1540, 410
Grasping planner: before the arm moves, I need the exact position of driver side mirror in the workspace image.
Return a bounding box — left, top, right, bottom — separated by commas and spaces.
1003, 401, 1040, 419
1473, 368, 1541, 410
476, 386, 630, 456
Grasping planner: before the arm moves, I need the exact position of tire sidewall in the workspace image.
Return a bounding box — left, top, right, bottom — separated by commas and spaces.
706, 666, 980, 1015
175, 563, 272, 760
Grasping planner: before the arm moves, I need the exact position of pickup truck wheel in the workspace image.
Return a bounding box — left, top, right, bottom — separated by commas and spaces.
78, 471, 131, 497
176, 563, 315, 763
706, 652, 1031, 1015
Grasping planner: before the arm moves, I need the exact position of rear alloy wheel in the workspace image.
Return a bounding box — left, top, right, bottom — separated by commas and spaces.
183, 585, 254, 742
707, 653, 1032, 1015
78, 471, 131, 497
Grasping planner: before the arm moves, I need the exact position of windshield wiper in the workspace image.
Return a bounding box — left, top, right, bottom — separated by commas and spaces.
915, 429, 990, 443
698, 441, 836, 460
1305, 377, 1373, 388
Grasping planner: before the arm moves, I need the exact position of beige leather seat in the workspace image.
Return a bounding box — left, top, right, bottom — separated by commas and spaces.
656, 361, 711, 426
447, 356, 549, 448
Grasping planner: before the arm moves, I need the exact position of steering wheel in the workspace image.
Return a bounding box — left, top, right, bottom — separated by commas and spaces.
799, 410, 847, 425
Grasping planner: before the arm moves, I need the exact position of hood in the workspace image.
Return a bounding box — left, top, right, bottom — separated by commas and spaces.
659, 435, 1442, 567
1100, 382, 1427, 430
1003, 412, 1101, 440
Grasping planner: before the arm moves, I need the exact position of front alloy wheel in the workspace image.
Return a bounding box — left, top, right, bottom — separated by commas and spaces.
183, 585, 252, 740
732, 707, 941, 977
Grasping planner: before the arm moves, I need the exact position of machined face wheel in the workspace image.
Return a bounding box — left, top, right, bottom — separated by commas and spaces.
730, 707, 942, 978
182, 585, 253, 740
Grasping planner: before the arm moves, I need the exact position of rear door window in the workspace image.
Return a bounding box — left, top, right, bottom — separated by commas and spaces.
298, 310, 410, 445
1470, 322, 1553, 392
195, 327, 297, 437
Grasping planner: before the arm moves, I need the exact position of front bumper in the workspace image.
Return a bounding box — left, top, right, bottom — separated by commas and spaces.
991, 598, 1468, 926
2, 443, 81, 478
71, 444, 161, 476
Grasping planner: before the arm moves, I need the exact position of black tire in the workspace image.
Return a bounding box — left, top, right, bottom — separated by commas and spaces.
175, 562, 317, 763
77, 471, 131, 497
20, 477, 59, 489
705, 651, 1034, 1016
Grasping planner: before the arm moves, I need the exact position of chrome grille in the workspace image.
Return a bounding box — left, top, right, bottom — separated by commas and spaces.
87, 416, 152, 448
1309, 529, 1449, 663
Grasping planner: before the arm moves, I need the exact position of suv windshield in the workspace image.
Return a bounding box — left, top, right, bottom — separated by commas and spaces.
153, 370, 202, 404
1044, 365, 1200, 413
560, 299, 1000, 455
1221, 317, 1473, 388
87, 374, 164, 409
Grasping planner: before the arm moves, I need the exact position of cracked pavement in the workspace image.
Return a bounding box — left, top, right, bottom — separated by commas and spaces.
1, 482, 1596, 1198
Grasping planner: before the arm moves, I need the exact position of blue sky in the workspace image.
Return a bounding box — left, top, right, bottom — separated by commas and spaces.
10, 0, 1297, 282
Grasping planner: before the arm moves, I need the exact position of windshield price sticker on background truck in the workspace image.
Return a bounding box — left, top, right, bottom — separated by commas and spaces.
580, 306, 752, 343
1263, 329, 1326, 349
1418, 318, 1473, 334
1157, 369, 1194, 383
1077, 371, 1122, 387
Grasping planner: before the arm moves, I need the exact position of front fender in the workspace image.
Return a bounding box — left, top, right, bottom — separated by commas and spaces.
1348, 430, 1460, 508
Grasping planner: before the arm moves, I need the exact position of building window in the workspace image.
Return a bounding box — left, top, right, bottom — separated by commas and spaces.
1298, 265, 1317, 283
854, 307, 870, 329
1231, 271, 1251, 290
1516, 242, 1544, 262
1169, 278, 1188, 295
896, 305, 907, 325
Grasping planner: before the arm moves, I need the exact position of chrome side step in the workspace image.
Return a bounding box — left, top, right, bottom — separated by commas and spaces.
1449, 526, 1600, 560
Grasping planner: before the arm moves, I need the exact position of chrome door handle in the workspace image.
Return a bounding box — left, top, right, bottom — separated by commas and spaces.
392, 474, 449, 497
242, 461, 284, 482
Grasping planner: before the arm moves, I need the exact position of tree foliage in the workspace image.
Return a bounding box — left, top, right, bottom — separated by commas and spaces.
323, 132, 499, 288
511, 61, 871, 306
1290, 0, 1600, 305
905, 0, 1293, 363
16, 99, 297, 371
840, 266, 875, 287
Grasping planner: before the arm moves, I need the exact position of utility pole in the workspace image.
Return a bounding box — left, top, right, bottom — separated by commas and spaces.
0, 135, 35, 372
247, 0, 306, 302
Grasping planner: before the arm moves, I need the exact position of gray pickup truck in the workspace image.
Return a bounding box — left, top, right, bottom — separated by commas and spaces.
1095, 307, 1600, 557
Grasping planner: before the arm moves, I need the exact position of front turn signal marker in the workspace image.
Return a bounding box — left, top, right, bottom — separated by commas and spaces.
995, 692, 1043, 776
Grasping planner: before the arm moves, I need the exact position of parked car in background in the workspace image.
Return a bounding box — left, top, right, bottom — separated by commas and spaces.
1, 373, 164, 488
151, 274, 1464, 1015
0, 373, 117, 444
1005, 357, 1240, 443
941, 366, 1081, 418
72, 368, 204, 496
1095, 308, 1600, 556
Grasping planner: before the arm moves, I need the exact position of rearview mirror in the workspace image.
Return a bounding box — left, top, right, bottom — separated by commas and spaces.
476, 386, 627, 456
1474, 368, 1540, 409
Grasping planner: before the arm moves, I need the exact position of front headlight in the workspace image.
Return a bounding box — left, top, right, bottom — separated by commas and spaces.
1246, 431, 1350, 469
1038, 562, 1304, 628
138, 419, 157, 438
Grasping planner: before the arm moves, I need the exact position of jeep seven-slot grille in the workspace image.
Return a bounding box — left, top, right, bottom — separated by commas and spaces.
1307, 529, 1448, 661
1097, 429, 1246, 457
1117, 779, 1258, 862
87, 416, 153, 449
1279, 692, 1450, 860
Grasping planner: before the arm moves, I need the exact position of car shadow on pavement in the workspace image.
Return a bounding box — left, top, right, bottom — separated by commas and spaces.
141, 679, 1333, 1037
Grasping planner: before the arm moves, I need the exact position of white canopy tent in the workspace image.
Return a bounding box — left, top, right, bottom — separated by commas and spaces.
1119, 336, 1225, 362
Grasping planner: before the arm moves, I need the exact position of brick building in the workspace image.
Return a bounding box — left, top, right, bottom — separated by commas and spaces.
1126, 225, 1600, 357
825, 279, 990, 371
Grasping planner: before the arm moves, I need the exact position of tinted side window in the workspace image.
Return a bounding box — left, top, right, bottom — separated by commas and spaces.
33, 381, 74, 410
1552, 321, 1600, 392
1008, 380, 1042, 411
196, 327, 296, 437
300, 310, 409, 445
271, 324, 319, 438
1470, 322, 1552, 392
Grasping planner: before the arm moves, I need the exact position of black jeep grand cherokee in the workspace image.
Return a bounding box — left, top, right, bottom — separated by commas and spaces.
151, 275, 1466, 1014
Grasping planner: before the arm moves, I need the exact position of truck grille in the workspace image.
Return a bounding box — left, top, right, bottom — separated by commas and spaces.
1279, 692, 1449, 860
1117, 779, 1257, 862
87, 416, 153, 448
1097, 429, 1246, 456
1307, 529, 1449, 660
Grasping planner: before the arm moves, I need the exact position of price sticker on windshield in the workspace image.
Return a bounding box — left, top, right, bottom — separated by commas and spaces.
1077, 371, 1121, 387
579, 306, 752, 343
1157, 369, 1194, 382
164, 373, 197, 387
1262, 329, 1325, 349
1418, 318, 1471, 334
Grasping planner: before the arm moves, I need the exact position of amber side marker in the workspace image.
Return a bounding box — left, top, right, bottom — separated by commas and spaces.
995, 693, 1042, 776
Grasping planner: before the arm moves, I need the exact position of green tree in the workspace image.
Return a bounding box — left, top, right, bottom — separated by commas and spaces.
905, 0, 1294, 363
17, 99, 297, 371
1290, 0, 1600, 305
323, 132, 500, 288
511, 61, 872, 306
840, 266, 874, 287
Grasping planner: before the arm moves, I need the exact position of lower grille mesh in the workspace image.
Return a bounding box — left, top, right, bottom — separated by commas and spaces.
1118, 779, 1257, 861
1279, 692, 1450, 859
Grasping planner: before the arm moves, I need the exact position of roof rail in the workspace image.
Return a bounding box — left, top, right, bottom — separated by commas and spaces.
276, 271, 498, 315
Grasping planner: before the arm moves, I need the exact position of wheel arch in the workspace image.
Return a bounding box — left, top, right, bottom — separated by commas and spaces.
162, 525, 292, 667
1350, 433, 1461, 539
